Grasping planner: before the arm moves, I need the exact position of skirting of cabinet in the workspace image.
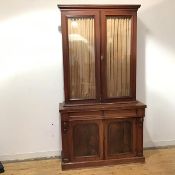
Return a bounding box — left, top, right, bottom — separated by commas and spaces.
61, 156, 145, 170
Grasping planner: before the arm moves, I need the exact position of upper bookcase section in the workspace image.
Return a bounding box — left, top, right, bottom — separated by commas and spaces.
58, 5, 141, 105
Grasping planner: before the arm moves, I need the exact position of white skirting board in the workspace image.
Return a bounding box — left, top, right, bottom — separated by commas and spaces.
1, 140, 175, 161
0, 150, 61, 162
144, 139, 175, 148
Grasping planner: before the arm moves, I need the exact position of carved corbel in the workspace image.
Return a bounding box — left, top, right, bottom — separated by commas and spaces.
138, 118, 144, 127
137, 109, 145, 117
62, 121, 69, 134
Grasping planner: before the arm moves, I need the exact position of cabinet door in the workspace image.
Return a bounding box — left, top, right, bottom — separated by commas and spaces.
61, 11, 101, 104
105, 118, 136, 159
101, 10, 137, 102
69, 120, 103, 162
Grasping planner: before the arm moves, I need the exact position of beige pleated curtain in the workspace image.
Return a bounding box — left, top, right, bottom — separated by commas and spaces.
68, 16, 131, 99
68, 17, 96, 99
106, 17, 131, 97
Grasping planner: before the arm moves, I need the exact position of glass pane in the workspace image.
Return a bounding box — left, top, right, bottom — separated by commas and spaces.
106, 17, 131, 97
68, 17, 96, 99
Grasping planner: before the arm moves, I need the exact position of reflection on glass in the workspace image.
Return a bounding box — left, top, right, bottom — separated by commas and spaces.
106, 17, 131, 97
68, 17, 96, 99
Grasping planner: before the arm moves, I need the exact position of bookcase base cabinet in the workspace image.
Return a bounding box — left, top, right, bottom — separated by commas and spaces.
59, 101, 146, 170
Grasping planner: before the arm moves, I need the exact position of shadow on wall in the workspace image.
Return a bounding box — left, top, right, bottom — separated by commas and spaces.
137, 19, 147, 103
0, 0, 56, 21
1, 0, 175, 151
0, 66, 61, 154
0, 0, 63, 157
137, 0, 175, 103
137, 0, 175, 148
140, 0, 175, 53
137, 19, 153, 148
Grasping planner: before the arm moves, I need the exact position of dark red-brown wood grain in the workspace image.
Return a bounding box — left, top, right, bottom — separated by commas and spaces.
58, 5, 146, 170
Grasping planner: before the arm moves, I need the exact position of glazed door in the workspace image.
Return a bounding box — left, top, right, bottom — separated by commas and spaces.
100, 10, 137, 102
61, 10, 101, 104
105, 118, 136, 159
69, 119, 103, 162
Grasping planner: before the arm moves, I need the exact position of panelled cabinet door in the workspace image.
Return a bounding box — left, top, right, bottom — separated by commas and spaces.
105, 118, 136, 159
101, 10, 137, 102
69, 120, 103, 162
61, 10, 101, 103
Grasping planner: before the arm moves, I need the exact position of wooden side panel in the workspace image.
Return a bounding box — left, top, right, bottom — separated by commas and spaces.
105, 118, 136, 159
107, 121, 132, 154
73, 123, 99, 157
61, 113, 70, 163
136, 109, 145, 156
70, 119, 103, 162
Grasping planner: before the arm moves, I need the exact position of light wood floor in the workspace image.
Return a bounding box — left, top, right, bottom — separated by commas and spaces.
2, 148, 175, 175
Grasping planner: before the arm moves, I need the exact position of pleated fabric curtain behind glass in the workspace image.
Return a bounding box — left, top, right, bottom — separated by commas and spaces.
106, 17, 131, 97
68, 17, 96, 100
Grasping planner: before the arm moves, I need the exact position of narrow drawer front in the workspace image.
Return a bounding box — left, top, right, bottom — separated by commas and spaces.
104, 110, 137, 118
69, 111, 102, 121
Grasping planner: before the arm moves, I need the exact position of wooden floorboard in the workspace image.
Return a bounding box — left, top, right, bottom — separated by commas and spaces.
2, 148, 175, 175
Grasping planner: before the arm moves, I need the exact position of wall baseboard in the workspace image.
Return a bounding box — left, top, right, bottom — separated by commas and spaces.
144, 139, 175, 148
1, 140, 175, 162
0, 150, 61, 162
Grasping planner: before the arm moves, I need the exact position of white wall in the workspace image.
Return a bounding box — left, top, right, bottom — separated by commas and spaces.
0, 0, 175, 160
0, 0, 63, 161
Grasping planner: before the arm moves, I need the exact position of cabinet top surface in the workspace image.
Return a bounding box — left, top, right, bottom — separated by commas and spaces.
59, 101, 146, 112
58, 4, 141, 10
